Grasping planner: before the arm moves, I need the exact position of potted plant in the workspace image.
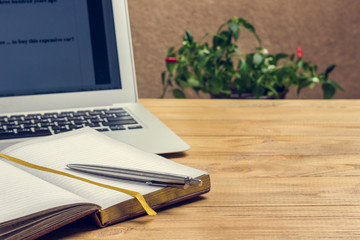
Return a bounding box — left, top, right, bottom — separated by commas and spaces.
160, 17, 343, 99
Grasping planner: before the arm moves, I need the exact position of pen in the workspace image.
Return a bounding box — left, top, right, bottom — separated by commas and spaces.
66, 164, 202, 190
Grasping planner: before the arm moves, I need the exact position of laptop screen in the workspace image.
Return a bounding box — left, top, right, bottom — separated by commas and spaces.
0, 0, 121, 97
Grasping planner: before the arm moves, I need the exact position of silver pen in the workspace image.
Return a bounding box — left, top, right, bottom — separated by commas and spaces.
66, 164, 202, 190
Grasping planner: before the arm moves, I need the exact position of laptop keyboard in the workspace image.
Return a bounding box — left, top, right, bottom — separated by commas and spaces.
0, 107, 143, 140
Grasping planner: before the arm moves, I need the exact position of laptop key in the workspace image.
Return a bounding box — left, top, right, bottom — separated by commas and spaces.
68, 124, 84, 130
33, 128, 52, 136
28, 114, 41, 117
0, 128, 52, 139
39, 122, 56, 128
114, 112, 130, 117
90, 118, 105, 123
109, 108, 124, 111
57, 121, 73, 126
34, 119, 50, 124
83, 115, 98, 120
102, 120, 137, 126
100, 114, 115, 118
31, 130, 52, 137
128, 125, 143, 130
53, 129, 71, 134
17, 120, 32, 125
86, 123, 100, 128
73, 112, 87, 117
24, 115, 40, 120
96, 128, 109, 132
51, 126, 68, 132
0, 130, 16, 139
17, 129, 33, 135
105, 117, 134, 122
110, 125, 126, 131
9, 115, 24, 121
6, 125, 22, 130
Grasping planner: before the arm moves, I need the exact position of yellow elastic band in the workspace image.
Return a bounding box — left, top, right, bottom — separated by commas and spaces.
0, 153, 157, 216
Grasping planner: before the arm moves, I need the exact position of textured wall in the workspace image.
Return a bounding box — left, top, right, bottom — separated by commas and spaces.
128, 0, 360, 99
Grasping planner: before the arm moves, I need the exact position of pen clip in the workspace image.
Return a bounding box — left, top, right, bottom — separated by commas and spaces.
145, 177, 202, 189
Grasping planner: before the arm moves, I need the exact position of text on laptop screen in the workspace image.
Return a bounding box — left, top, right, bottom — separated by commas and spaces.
0, 0, 121, 97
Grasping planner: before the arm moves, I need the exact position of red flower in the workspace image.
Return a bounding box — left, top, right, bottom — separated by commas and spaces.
165, 57, 178, 63
297, 46, 303, 58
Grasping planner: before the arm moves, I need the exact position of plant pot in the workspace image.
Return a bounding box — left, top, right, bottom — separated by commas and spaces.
210, 91, 288, 99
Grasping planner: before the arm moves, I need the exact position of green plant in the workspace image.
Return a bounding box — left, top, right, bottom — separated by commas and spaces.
160, 17, 343, 99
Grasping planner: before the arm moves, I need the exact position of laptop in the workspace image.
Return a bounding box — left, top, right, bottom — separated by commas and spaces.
0, 0, 189, 154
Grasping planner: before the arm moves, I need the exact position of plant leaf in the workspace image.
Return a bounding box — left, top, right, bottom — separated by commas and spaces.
172, 89, 186, 98
161, 71, 166, 85
290, 53, 295, 61
184, 30, 194, 44
213, 34, 226, 47
167, 78, 173, 87
167, 46, 175, 57
216, 23, 227, 33
322, 83, 336, 99
228, 21, 240, 41
328, 80, 344, 91
275, 53, 289, 64
166, 62, 177, 75
253, 53, 263, 65
325, 64, 336, 79
188, 77, 201, 87
237, 18, 261, 45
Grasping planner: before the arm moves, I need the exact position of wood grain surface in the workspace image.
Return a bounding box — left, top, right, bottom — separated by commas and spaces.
40, 99, 360, 239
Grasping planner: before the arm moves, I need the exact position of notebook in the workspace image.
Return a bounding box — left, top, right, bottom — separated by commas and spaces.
0, 128, 210, 239
0, 0, 189, 154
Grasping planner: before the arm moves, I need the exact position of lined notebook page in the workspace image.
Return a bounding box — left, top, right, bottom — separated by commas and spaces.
2, 128, 206, 209
0, 160, 93, 223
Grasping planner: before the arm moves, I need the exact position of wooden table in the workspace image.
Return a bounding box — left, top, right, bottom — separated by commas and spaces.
42, 99, 360, 239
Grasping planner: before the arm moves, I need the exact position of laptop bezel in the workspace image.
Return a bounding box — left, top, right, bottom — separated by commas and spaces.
0, 0, 138, 114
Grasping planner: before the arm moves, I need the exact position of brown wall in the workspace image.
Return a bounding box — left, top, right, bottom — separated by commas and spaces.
128, 0, 360, 99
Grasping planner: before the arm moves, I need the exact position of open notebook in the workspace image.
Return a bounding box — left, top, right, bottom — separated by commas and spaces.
0, 128, 210, 240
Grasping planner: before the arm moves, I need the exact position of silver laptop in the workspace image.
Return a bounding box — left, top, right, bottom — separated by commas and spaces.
0, 0, 189, 154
